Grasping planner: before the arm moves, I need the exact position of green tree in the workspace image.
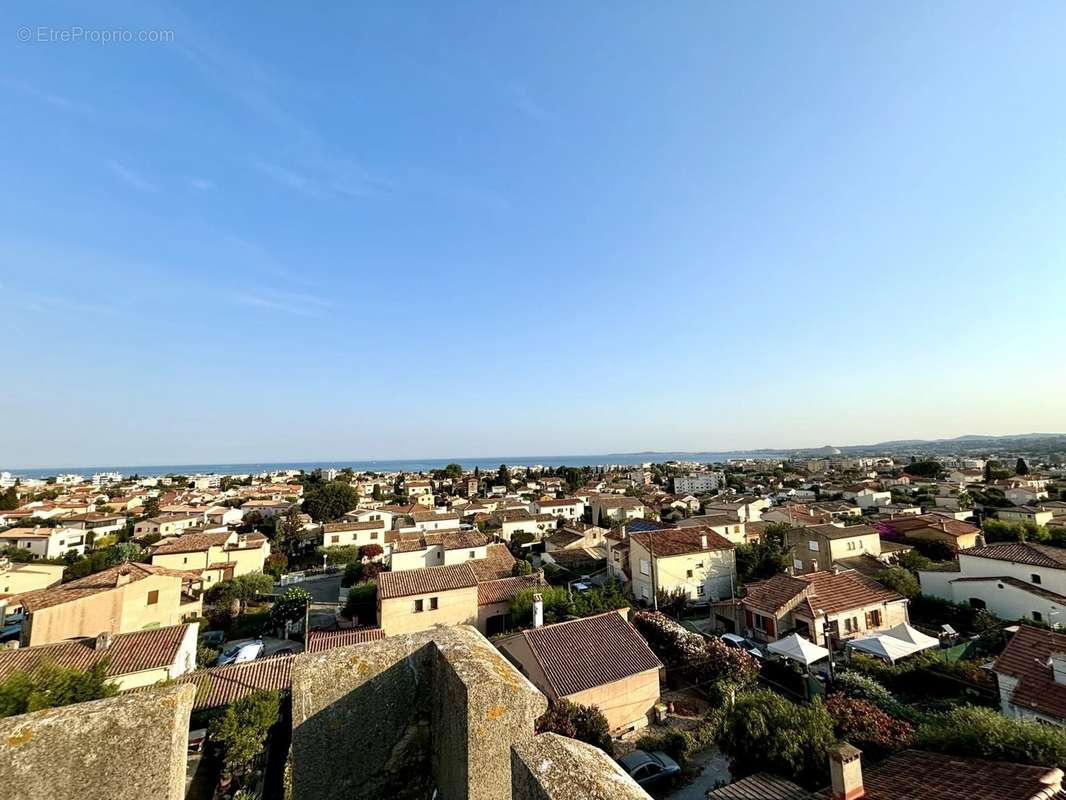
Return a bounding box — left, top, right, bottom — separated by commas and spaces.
718, 690, 836, 789
205, 572, 275, 618
372, 483, 385, 502
735, 540, 791, 584
342, 581, 378, 624
444, 463, 463, 480
917, 705, 1066, 769
275, 506, 304, 553
903, 461, 944, 480
1015, 458, 1030, 476
0, 486, 18, 510
497, 464, 511, 487
208, 690, 281, 773
141, 496, 160, 519
875, 567, 920, 599
269, 587, 312, 629
302, 481, 359, 521
0, 659, 117, 718
536, 699, 613, 754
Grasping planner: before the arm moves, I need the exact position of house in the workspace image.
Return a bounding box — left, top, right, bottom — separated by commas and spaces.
918, 542, 1066, 624
59, 512, 127, 539
133, 513, 204, 538
377, 551, 538, 637
321, 520, 387, 549
997, 506, 1055, 526
388, 531, 492, 571
701, 495, 769, 522
589, 496, 645, 526
239, 499, 295, 520
6, 562, 203, 647
544, 525, 606, 553
402, 479, 434, 498
675, 514, 749, 544
881, 513, 983, 552
204, 505, 244, 527
150, 530, 270, 586
672, 472, 725, 494
496, 609, 662, 733
1005, 487, 1050, 506
785, 524, 897, 575
0, 557, 65, 595
305, 627, 386, 653
533, 497, 585, 521
0, 623, 198, 691
345, 506, 399, 528
496, 510, 555, 542
992, 624, 1066, 726
0, 526, 86, 559
714, 569, 907, 647
411, 510, 462, 532
628, 527, 736, 605
762, 504, 833, 527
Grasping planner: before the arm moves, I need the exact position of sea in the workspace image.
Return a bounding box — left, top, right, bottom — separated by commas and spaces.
3, 451, 785, 480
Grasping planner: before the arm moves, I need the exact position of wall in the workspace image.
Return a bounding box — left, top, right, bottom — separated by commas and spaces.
947, 579, 1062, 623
566, 669, 660, 733
629, 538, 736, 604
0, 563, 65, 594
379, 585, 479, 636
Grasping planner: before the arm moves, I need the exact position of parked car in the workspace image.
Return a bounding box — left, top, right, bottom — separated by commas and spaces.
199, 629, 225, 648
720, 632, 764, 659
618, 750, 681, 790
216, 639, 264, 666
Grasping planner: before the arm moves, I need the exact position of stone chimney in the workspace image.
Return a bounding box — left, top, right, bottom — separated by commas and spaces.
532, 593, 544, 628
94, 631, 113, 651
829, 743, 864, 800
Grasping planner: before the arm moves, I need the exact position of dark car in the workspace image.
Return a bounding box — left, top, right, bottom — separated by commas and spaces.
618, 749, 681, 790
720, 632, 764, 659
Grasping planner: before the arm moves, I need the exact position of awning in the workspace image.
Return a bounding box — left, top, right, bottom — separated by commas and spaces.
846, 624, 939, 664
767, 632, 830, 666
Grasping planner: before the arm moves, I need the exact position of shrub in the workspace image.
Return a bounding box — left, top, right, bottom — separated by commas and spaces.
832, 671, 923, 725
536, 699, 612, 755
0, 659, 117, 718
875, 567, 920, 598
633, 728, 694, 766
825, 694, 915, 759
632, 611, 758, 692
316, 545, 361, 566
917, 705, 1066, 769
359, 543, 384, 560
209, 690, 281, 773
269, 587, 312, 629
343, 581, 377, 624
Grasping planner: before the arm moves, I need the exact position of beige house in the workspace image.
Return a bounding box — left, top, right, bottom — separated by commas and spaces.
133, 513, 204, 538
713, 569, 908, 647
628, 527, 737, 605
150, 530, 270, 586
321, 520, 387, 549
676, 514, 748, 544
0, 558, 65, 595
0, 623, 198, 691
377, 549, 538, 637
786, 523, 889, 574
8, 562, 203, 647
496, 609, 662, 733
388, 530, 491, 571
882, 514, 983, 552
589, 496, 646, 526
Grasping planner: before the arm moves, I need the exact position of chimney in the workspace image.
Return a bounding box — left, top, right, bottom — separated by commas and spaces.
532, 593, 544, 628
700, 532, 708, 549
829, 743, 864, 800
94, 631, 113, 651
114, 570, 131, 587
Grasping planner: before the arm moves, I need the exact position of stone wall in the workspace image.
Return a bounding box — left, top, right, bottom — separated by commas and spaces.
0, 683, 194, 800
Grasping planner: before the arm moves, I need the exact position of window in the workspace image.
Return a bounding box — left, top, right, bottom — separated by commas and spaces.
438, 551, 444, 560
1033, 611, 1044, 622
414, 599, 424, 613
1033, 574, 1043, 585
147, 590, 159, 606
793, 559, 804, 570
468, 551, 475, 558
183, 557, 188, 564
371, 531, 378, 540
331, 535, 340, 544
430, 597, 439, 610
808, 540, 819, 552
844, 617, 859, 633
639, 559, 650, 576
686, 569, 693, 578
696, 584, 705, 597
752, 614, 767, 632
865, 609, 881, 628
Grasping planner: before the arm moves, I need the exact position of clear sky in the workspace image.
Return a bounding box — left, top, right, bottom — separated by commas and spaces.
2, 2, 1066, 468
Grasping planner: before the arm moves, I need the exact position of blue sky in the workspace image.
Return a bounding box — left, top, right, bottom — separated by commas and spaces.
2, 2, 1066, 468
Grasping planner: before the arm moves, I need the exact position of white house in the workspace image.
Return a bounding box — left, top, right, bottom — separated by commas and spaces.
672, 472, 725, 495
533, 497, 585, 521
919, 542, 1066, 625
0, 527, 87, 559
993, 625, 1066, 726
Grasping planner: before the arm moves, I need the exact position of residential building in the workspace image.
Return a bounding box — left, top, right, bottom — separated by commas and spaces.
997, 506, 1055, 526
1005, 486, 1049, 506
785, 523, 896, 575
411, 510, 461, 532
675, 514, 748, 544
672, 472, 725, 494
377, 552, 537, 637
59, 512, 127, 539
533, 497, 585, 521
239, 499, 295, 519
0, 558, 65, 596
150, 530, 270, 585
993, 624, 1066, 726
701, 495, 769, 522
628, 527, 736, 605
0, 623, 198, 691
403, 479, 434, 498
7, 562, 203, 647
496, 509, 556, 542
589, 496, 646, 526
321, 520, 387, 548
388, 531, 492, 571
496, 609, 662, 733
918, 542, 1066, 624
204, 505, 244, 526
713, 569, 907, 646
0, 526, 86, 559
881, 513, 983, 552
133, 513, 204, 538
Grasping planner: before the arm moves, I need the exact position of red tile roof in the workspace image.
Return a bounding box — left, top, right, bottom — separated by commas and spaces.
305, 628, 385, 653
0, 624, 192, 681
629, 526, 735, 558
816, 749, 1065, 800
477, 575, 539, 606
11, 562, 202, 612
521, 611, 662, 698
163, 654, 294, 710
965, 542, 1066, 570
798, 570, 903, 615
378, 562, 478, 599
993, 624, 1066, 721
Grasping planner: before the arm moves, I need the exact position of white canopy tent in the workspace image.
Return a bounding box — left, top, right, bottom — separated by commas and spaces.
767, 633, 831, 666
846, 623, 939, 664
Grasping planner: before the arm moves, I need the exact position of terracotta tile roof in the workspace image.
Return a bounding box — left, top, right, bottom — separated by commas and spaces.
950, 575, 1066, 604
993, 624, 1066, 721
468, 544, 516, 581
522, 611, 661, 698
305, 628, 385, 653
708, 774, 815, 799
797, 570, 904, 615
630, 526, 735, 558
538, 498, 580, 507
477, 574, 540, 606
816, 749, 1065, 800
965, 542, 1066, 570
0, 624, 192, 681
150, 531, 232, 554
378, 562, 478, 599
11, 562, 201, 612
742, 574, 811, 615
322, 520, 384, 533
164, 654, 294, 711
884, 514, 979, 539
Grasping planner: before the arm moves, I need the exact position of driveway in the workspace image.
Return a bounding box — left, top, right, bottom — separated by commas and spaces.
662, 747, 731, 800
